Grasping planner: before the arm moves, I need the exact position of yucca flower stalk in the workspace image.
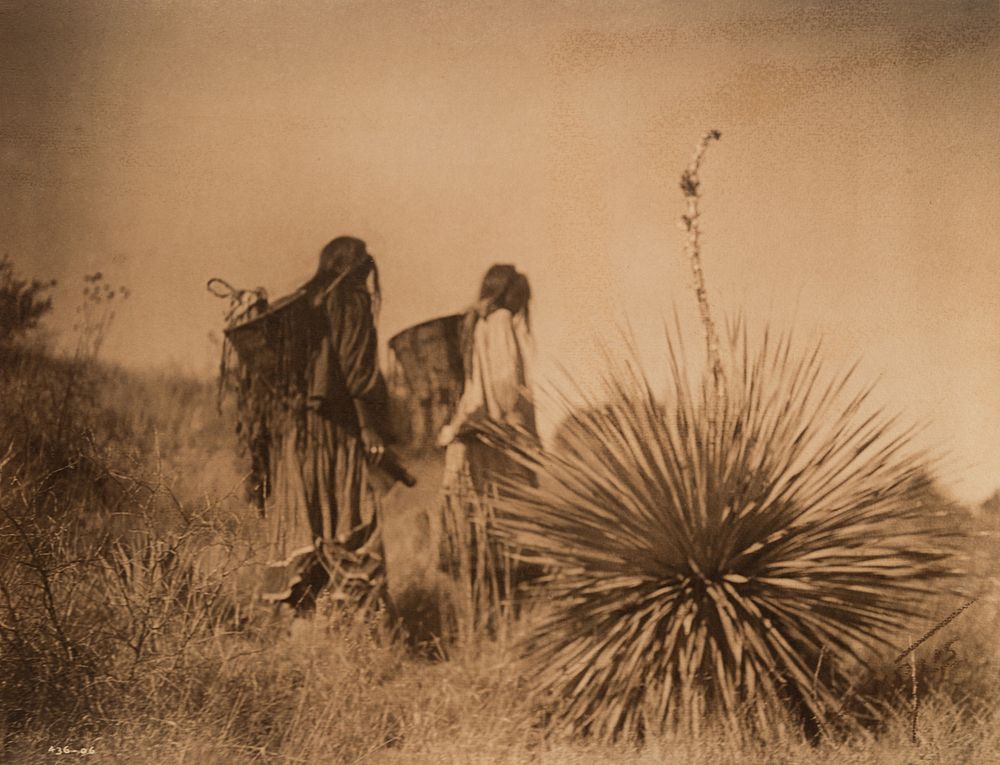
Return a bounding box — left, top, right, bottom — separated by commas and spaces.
679, 129, 724, 395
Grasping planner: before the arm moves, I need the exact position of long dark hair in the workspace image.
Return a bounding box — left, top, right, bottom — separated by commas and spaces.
307, 236, 381, 318
461, 264, 531, 374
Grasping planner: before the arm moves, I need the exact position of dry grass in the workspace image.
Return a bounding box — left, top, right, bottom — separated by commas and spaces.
0, 342, 998, 764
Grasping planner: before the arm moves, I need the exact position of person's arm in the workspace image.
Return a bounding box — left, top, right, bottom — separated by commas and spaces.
438, 316, 487, 446
330, 289, 386, 462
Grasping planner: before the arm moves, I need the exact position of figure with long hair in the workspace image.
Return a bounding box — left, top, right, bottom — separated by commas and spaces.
438, 264, 536, 487
260, 236, 392, 613
436, 264, 538, 622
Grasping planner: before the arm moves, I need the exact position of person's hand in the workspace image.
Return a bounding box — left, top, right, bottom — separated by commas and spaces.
436, 423, 456, 448
361, 426, 385, 464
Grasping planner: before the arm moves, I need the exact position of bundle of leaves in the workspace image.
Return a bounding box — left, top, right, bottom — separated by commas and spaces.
490, 325, 961, 742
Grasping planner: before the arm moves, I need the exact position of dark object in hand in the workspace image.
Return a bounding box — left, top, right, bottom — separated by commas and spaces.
372, 447, 417, 488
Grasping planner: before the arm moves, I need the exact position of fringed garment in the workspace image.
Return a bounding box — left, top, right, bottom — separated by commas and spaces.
260, 274, 390, 611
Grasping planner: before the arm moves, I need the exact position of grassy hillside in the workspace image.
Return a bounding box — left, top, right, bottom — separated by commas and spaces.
1, 341, 998, 764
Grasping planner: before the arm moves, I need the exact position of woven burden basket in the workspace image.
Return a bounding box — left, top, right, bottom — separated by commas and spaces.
388, 314, 465, 451
223, 290, 313, 393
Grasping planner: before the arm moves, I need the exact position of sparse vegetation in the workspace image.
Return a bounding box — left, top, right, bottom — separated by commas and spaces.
0, 255, 56, 346
1, 123, 998, 765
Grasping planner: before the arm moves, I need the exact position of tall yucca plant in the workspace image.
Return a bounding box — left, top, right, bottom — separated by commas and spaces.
485, 132, 960, 741
493, 327, 957, 741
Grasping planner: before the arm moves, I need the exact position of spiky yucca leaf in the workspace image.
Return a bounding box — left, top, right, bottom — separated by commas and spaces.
488, 326, 960, 742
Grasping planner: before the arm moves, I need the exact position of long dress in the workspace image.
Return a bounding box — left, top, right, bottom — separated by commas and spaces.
440, 308, 538, 619
260, 279, 390, 610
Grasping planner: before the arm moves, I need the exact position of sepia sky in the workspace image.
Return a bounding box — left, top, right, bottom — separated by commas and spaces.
2, 0, 998, 503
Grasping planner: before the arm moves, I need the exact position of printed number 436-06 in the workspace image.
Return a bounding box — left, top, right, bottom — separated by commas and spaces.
48, 746, 96, 755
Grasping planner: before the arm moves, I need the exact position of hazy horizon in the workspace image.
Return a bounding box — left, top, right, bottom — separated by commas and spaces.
3, 0, 998, 504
